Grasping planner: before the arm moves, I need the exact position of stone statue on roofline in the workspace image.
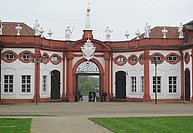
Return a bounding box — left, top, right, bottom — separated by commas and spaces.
144, 23, 151, 38
178, 23, 184, 39
105, 27, 113, 41
33, 19, 40, 36
65, 26, 74, 40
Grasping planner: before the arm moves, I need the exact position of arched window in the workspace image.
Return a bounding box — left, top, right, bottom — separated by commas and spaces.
2, 50, 17, 63
50, 54, 62, 65
128, 54, 138, 65
114, 55, 127, 66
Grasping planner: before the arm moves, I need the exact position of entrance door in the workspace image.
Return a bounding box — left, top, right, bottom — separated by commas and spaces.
185, 69, 190, 101
115, 71, 126, 99
51, 70, 60, 100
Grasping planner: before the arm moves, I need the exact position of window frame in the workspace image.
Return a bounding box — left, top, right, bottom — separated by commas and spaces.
4, 75, 14, 93
114, 55, 127, 66
21, 75, 31, 93
50, 54, 62, 65
128, 54, 138, 65
166, 53, 180, 64
153, 76, 161, 93
140, 76, 144, 93
41, 53, 49, 64
42, 75, 47, 92
130, 76, 137, 93
1, 50, 17, 63
168, 76, 177, 93
18, 51, 34, 63
139, 54, 145, 65
150, 53, 165, 64
184, 52, 190, 64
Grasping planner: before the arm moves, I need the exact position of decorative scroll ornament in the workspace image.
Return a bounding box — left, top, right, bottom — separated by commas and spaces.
76, 61, 99, 73
81, 39, 95, 61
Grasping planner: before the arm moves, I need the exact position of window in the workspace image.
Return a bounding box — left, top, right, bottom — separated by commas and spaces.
50, 54, 62, 65
114, 55, 127, 66
151, 53, 165, 64
153, 76, 161, 93
4, 75, 13, 93
42, 76, 47, 92
42, 53, 49, 64
4, 53, 15, 60
141, 76, 144, 93
168, 55, 177, 62
1, 50, 17, 63
169, 76, 177, 93
21, 75, 31, 93
117, 57, 125, 63
51, 56, 59, 62
139, 54, 145, 65
18, 51, 34, 63
128, 55, 138, 65
152, 56, 162, 62
166, 53, 180, 64
184, 52, 190, 64
22, 53, 31, 61
131, 77, 136, 92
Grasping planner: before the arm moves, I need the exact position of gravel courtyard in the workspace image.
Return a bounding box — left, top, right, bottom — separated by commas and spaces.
0, 102, 193, 133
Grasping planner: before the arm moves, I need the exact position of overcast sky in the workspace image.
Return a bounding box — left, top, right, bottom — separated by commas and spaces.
0, 0, 193, 41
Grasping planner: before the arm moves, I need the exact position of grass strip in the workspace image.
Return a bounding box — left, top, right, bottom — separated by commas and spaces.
90, 116, 193, 133
0, 118, 31, 133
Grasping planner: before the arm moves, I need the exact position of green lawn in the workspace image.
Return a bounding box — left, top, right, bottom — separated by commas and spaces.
0, 118, 32, 133
90, 116, 193, 133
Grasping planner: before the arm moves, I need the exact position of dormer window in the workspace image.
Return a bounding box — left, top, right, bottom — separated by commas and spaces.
114, 55, 127, 66
128, 54, 138, 65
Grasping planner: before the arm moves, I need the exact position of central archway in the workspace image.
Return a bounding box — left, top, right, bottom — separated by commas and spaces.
73, 58, 104, 102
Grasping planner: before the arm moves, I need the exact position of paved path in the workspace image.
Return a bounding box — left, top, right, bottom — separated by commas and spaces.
0, 102, 193, 133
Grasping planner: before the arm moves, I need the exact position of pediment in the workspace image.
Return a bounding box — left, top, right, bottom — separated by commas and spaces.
65, 39, 112, 52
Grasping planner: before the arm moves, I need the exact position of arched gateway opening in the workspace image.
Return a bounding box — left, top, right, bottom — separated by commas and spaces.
73, 59, 104, 102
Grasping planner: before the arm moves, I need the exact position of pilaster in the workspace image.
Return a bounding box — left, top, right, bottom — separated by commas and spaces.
104, 52, 110, 101
66, 52, 74, 102
143, 50, 151, 101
